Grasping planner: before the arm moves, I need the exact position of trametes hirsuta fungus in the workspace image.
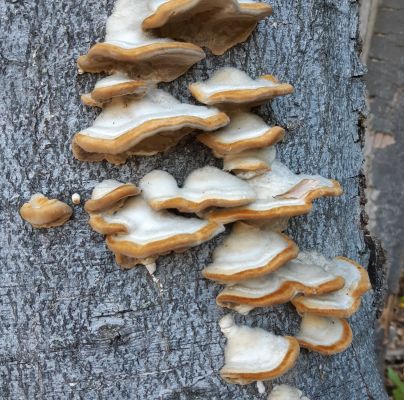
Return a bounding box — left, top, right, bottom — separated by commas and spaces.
204, 160, 343, 224
219, 315, 300, 385
292, 257, 371, 318
77, 0, 205, 82
20, 194, 73, 228
81, 73, 148, 107
267, 384, 311, 400
85, 182, 224, 269
216, 252, 345, 314
139, 166, 256, 213
72, 88, 229, 164
296, 313, 353, 356
142, 0, 273, 55
202, 222, 299, 283
189, 67, 294, 109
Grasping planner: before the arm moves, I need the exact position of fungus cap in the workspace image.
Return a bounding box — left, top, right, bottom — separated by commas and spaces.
20, 194, 73, 228
204, 160, 343, 224
139, 166, 256, 213
189, 68, 294, 108
77, 0, 205, 81
296, 314, 353, 355
292, 257, 371, 318
202, 222, 299, 283
267, 384, 311, 400
219, 315, 300, 385
216, 251, 345, 314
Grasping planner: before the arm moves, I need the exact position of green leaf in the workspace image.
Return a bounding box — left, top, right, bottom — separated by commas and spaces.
393, 388, 404, 400
388, 368, 404, 395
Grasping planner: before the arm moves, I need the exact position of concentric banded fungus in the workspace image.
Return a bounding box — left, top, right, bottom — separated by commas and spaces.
73, 89, 229, 164
219, 315, 300, 385
202, 222, 298, 283
89, 196, 224, 266
198, 112, 284, 155
81, 73, 148, 107
292, 257, 371, 318
84, 179, 140, 213
189, 68, 294, 108
142, 0, 272, 55
139, 166, 256, 213
77, 0, 205, 81
223, 146, 277, 179
296, 314, 352, 355
20, 194, 73, 228
204, 160, 342, 224
216, 252, 345, 314
268, 384, 311, 400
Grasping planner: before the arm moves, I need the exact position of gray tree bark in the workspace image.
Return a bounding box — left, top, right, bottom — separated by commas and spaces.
0, 0, 387, 399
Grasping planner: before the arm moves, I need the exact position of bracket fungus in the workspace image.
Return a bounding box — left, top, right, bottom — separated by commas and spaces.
216, 252, 345, 314
296, 313, 353, 356
219, 315, 300, 385
72, 89, 229, 164
20, 194, 73, 228
204, 160, 342, 224
267, 384, 311, 400
142, 0, 273, 55
292, 257, 371, 318
189, 68, 294, 109
77, 0, 205, 82
139, 166, 256, 213
81, 73, 148, 107
87, 192, 224, 268
202, 222, 298, 283
84, 179, 140, 214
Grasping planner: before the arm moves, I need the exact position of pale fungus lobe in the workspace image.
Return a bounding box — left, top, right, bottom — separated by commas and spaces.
292, 257, 371, 318
189, 67, 294, 108
72, 88, 229, 164
267, 384, 311, 400
87, 193, 225, 266
139, 166, 256, 213
84, 179, 140, 213
142, 0, 273, 55
204, 160, 343, 224
219, 315, 300, 385
202, 222, 299, 283
81, 73, 148, 107
20, 194, 73, 228
77, 0, 205, 82
216, 252, 345, 314
296, 313, 353, 355
71, 193, 81, 205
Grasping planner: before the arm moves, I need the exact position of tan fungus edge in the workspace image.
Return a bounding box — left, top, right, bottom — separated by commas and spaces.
198, 126, 285, 155
84, 184, 140, 213
105, 220, 223, 259
73, 113, 229, 156
202, 233, 299, 282
20, 195, 73, 229
297, 318, 353, 356
77, 42, 205, 81
205, 179, 343, 224
81, 81, 148, 107
220, 336, 300, 385
216, 275, 345, 309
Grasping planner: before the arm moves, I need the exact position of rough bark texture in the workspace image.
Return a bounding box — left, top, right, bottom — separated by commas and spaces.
0, 0, 387, 399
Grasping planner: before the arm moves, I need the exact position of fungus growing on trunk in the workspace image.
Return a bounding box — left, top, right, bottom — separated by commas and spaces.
77, 0, 205, 81
73, 89, 229, 164
20, 194, 73, 228
189, 68, 293, 108
267, 384, 311, 400
219, 315, 300, 385
139, 166, 256, 213
216, 252, 345, 314
142, 0, 272, 55
296, 313, 353, 355
202, 222, 298, 283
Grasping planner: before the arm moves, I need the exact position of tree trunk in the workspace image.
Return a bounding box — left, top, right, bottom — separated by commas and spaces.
0, 0, 387, 399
